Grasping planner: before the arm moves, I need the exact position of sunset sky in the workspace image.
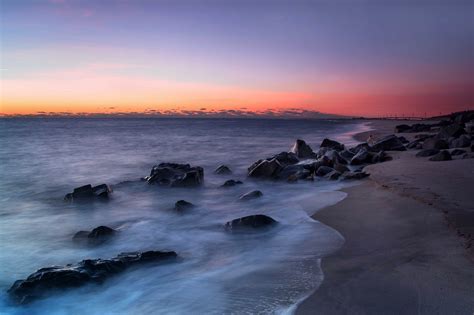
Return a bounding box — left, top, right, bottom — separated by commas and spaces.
1, 0, 473, 117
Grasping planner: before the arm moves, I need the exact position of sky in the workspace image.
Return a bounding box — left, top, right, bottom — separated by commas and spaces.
1, 0, 473, 117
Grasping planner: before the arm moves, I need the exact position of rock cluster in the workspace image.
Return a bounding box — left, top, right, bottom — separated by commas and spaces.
145, 163, 203, 187
8, 251, 178, 304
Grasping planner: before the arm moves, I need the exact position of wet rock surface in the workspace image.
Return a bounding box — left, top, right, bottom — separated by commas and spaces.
239, 190, 263, 201
174, 200, 194, 211
146, 163, 204, 187
225, 215, 277, 230
214, 165, 232, 175
64, 184, 111, 201
221, 179, 243, 187
8, 251, 178, 304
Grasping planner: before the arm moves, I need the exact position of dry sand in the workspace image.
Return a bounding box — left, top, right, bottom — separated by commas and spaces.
296, 120, 474, 315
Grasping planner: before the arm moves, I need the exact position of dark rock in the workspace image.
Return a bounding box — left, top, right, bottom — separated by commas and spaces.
320, 138, 344, 151
341, 171, 370, 180
276, 164, 312, 181
214, 165, 232, 175
406, 140, 422, 150
394, 124, 411, 133
325, 170, 341, 180
88, 226, 116, 239
451, 149, 467, 156
225, 214, 276, 230
290, 139, 316, 158
73, 226, 116, 244
8, 250, 177, 304
174, 200, 194, 211
416, 149, 440, 157
248, 158, 282, 178
398, 136, 409, 144
449, 135, 471, 148
429, 150, 452, 161
450, 111, 474, 124
72, 231, 90, 239
146, 163, 203, 187
409, 123, 432, 132
333, 162, 350, 174
64, 184, 111, 201
239, 190, 263, 201
221, 179, 243, 187
371, 150, 391, 163
350, 142, 372, 154
324, 150, 347, 165
339, 149, 355, 161
437, 123, 465, 139
370, 135, 406, 151
350, 149, 372, 165
414, 134, 433, 140
315, 166, 335, 177
271, 152, 300, 166
423, 138, 448, 150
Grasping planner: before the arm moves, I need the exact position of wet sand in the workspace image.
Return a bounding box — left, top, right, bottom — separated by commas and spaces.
296, 120, 474, 315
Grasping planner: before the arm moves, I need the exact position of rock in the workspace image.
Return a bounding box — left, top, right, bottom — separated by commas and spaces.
414, 134, 433, 140
416, 149, 440, 157
350, 149, 372, 165
325, 170, 341, 180
437, 123, 465, 139
451, 149, 467, 156
174, 200, 194, 211
429, 150, 452, 161
324, 150, 347, 165
72, 231, 90, 239
73, 226, 116, 244
370, 135, 406, 151
221, 179, 243, 187
146, 163, 203, 187
88, 226, 116, 239
276, 164, 312, 181
339, 149, 355, 160
398, 136, 409, 144
248, 158, 282, 178
239, 190, 263, 201
214, 165, 232, 175
333, 162, 349, 174
394, 124, 411, 133
225, 214, 276, 230
64, 184, 111, 201
290, 139, 315, 158
320, 138, 344, 151
449, 135, 471, 148
272, 152, 300, 166
341, 171, 370, 180
371, 150, 391, 163
451, 111, 474, 124
315, 166, 335, 177
350, 142, 372, 154
422, 138, 448, 150
8, 250, 178, 304
406, 140, 422, 149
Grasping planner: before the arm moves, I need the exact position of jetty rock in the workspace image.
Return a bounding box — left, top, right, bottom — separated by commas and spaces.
64, 184, 111, 202
8, 250, 178, 304
146, 163, 203, 187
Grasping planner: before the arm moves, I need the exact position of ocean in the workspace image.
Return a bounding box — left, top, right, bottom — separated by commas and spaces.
0, 118, 367, 314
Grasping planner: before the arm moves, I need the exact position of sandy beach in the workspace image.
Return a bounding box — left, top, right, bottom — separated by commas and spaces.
297, 120, 474, 314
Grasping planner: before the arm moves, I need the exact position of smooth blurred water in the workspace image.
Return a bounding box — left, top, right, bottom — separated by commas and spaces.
0, 118, 366, 314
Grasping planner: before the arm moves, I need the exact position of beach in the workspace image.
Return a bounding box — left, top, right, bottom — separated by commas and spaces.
297, 120, 474, 314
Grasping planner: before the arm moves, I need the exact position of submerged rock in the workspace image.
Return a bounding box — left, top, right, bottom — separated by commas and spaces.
8, 250, 178, 304
174, 200, 194, 211
64, 184, 111, 202
290, 139, 315, 159
239, 190, 263, 201
73, 226, 116, 244
429, 150, 452, 161
225, 214, 276, 230
221, 179, 243, 187
214, 165, 232, 175
146, 163, 203, 187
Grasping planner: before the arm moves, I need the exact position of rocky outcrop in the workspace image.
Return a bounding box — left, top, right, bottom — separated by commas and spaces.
146, 163, 203, 187
429, 150, 452, 161
239, 190, 263, 201
214, 165, 232, 175
320, 138, 344, 151
225, 214, 276, 230
370, 135, 406, 151
290, 139, 316, 158
8, 251, 178, 304
221, 179, 243, 187
174, 200, 194, 211
64, 184, 111, 201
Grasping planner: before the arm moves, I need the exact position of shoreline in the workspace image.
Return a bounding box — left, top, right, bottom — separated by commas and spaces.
296, 120, 474, 314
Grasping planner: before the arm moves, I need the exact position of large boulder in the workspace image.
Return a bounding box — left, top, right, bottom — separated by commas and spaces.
214, 165, 232, 175
315, 166, 335, 177
272, 152, 300, 166
339, 149, 355, 160
248, 158, 282, 178
290, 139, 315, 159
325, 170, 342, 180
239, 190, 263, 201
64, 184, 111, 202
449, 135, 471, 148
146, 163, 203, 187
423, 138, 448, 150
370, 135, 406, 151
320, 138, 344, 151
437, 123, 465, 139
276, 164, 312, 181
429, 150, 452, 161
225, 214, 276, 230
8, 251, 177, 304
416, 149, 439, 157
324, 150, 348, 165
350, 149, 372, 165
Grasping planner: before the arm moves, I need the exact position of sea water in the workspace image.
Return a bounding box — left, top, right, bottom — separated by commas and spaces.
0, 118, 367, 314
